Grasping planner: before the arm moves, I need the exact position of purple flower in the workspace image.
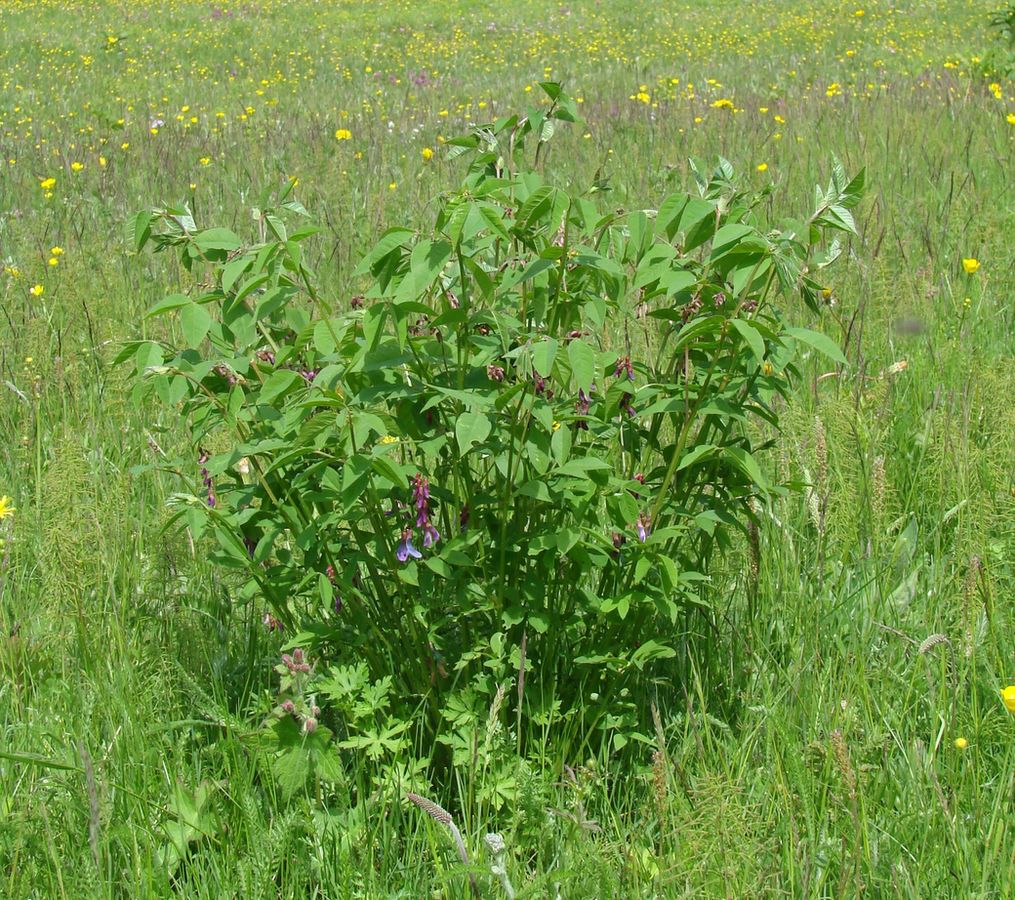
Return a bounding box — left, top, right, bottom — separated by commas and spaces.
396, 529, 422, 562
412, 474, 430, 527
422, 522, 440, 548
635, 513, 651, 543
614, 355, 635, 381
198, 449, 216, 508
410, 473, 440, 549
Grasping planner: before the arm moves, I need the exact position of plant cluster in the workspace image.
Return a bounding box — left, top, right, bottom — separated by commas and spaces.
123, 84, 861, 761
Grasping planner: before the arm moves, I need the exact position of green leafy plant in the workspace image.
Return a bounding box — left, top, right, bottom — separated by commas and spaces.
123, 83, 862, 759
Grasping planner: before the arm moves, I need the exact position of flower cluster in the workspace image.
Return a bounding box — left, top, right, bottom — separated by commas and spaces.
276, 649, 320, 733
198, 449, 216, 508
397, 474, 440, 563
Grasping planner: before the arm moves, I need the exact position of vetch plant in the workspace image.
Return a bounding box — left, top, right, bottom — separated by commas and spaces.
123, 83, 862, 755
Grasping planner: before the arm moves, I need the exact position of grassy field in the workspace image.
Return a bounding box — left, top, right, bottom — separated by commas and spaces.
2, 0, 1014, 896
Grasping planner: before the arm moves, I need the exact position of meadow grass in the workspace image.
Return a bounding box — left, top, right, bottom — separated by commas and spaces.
1, 0, 1014, 896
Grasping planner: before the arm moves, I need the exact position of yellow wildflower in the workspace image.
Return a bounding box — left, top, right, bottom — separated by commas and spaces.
50, 246, 63, 256
0, 496, 14, 520
379, 435, 399, 445
954, 737, 968, 750
30, 284, 44, 297
1002, 686, 1015, 712
421, 147, 434, 161
199, 157, 211, 166
961, 258, 979, 274
40, 177, 56, 190
335, 128, 352, 141
756, 162, 768, 172
48, 257, 58, 267
71, 161, 84, 171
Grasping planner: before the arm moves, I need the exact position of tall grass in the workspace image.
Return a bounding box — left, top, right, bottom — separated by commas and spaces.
1, 0, 1013, 895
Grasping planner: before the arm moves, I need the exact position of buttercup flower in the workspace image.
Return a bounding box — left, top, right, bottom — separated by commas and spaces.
30, 284, 44, 297
0, 496, 15, 520
954, 737, 968, 749
1001, 685, 1015, 713
962, 258, 980, 274
335, 128, 352, 141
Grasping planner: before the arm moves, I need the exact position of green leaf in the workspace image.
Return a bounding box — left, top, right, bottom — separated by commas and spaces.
677, 443, 718, 471
455, 411, 491, 453
371, 455, 408, 489
724, 447, 768, 491
259, 370, 303, 405
272, 747, 309, 798
127, 210, 153, 251
180, 302, 212, 347
567, 339, 596, 392
730, 319, 765, 364
222, 255, 251, 293
531, 337, 558, 378
146, 293, 192, 318
193, 227, 242, 253
709, 223, 755, 259
630, 640, 677, 669
784, 327, 847, 365
353, 227, 412, 276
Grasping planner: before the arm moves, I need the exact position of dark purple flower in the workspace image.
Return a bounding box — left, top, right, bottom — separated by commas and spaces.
614, 355, 635, 381
198, 449, 216, 507
487, 364, 505, 382
620, 393, 637, 418
396, 529, 422, 562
